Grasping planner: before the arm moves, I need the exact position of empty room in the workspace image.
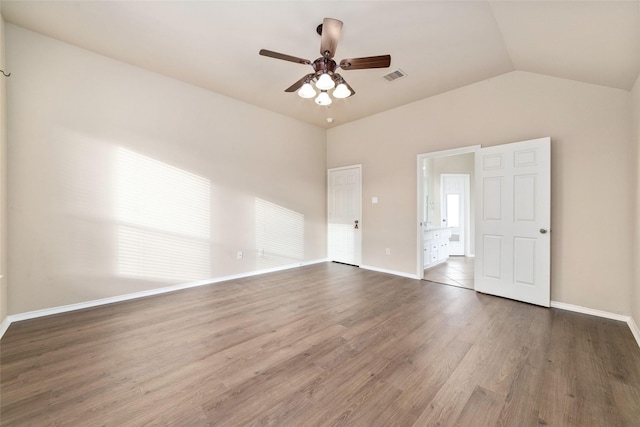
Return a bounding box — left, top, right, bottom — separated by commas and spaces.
1, 1, 640, 426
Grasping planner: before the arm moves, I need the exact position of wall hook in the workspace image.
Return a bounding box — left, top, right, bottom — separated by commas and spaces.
0, 70, 10, 77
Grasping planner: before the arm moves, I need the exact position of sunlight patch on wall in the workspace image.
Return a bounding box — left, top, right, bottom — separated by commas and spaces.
117, 225, 210, 281
116, 147, 211, 281
116, 147, 210, 238
255, 198, 304, 268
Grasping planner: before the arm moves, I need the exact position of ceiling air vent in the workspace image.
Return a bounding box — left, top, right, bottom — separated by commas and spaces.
381, 69, 407, 82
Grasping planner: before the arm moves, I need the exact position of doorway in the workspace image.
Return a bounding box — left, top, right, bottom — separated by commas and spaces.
416, 146, 479, 287
440, 174, 470, 256
417, 138, 551, 307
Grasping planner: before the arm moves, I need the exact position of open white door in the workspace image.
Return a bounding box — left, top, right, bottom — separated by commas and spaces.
328, 165, 362, 266
475, 137, 550, 307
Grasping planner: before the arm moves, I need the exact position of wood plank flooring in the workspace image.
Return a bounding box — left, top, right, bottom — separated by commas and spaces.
1, 262, 639, 426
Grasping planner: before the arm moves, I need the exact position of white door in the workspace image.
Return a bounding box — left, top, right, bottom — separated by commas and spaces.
475, 137, 551, 307
441, 174, 469, 256
328, 165, 362, 266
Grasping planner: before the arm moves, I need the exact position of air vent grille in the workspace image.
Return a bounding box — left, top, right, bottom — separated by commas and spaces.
381, 69, 407, 82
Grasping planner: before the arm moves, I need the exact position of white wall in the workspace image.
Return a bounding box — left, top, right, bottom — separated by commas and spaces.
0, 13, 7, 327
6, 25, 327, 314
328, 71, 633, 315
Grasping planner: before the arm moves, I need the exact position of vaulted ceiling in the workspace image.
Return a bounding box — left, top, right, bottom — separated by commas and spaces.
2, 1, 639, 128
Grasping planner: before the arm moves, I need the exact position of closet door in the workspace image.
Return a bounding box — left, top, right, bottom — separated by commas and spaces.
328, 165, 362, 266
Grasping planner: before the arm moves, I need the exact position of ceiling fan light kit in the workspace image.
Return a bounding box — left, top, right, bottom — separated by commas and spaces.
333, 83, 351, 99
298, 82, 317, 99
259, 17, 391, 108
315, 91, 332, 106
315, 73, 335, 90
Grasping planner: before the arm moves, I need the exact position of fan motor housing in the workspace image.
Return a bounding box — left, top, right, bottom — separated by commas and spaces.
313, 57, 337, 77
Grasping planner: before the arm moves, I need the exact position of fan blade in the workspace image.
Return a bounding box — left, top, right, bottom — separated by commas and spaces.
320, 18, 343, 58
285, 74, 314, 92
259, 49, 311, 65
339, 55, 391, 70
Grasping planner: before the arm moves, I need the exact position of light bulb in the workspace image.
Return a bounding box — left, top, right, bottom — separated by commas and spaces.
297, 82, 316, 99
315, 73, 335, 90
315, 91, 332, 106
333, 83, 351, 99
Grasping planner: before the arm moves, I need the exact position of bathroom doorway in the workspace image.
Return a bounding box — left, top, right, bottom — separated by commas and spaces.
417, 146, 478, 288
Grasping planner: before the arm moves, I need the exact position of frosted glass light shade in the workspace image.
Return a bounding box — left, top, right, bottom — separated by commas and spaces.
315, 91, 332, 106
315, 73, 335, 90
298, 83, 316, 99
333, 83, 351, 99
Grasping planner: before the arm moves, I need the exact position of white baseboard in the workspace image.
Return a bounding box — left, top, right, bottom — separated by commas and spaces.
628, 316, 640, 349
550, 301, 630, 322
551, 300, 640, 349
0, 316, 10, 339
359, 264, 419, 280
0, 258, 328, 340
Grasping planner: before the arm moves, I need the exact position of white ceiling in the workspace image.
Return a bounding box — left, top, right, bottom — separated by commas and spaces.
2, 1, 639, 128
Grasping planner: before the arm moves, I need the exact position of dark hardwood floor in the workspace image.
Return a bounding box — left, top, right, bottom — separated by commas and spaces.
1, 262, 639, 426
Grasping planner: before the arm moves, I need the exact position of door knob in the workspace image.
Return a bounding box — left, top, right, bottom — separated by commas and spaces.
540, 228, 548, 234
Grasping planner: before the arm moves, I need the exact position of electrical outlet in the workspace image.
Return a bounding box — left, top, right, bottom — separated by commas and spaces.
385, 248, 391, 255
237, 250, 243, 260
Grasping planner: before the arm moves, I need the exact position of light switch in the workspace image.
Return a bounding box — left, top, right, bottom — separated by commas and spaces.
372, 197, 378, 204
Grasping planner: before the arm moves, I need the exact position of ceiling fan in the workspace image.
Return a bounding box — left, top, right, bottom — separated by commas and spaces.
259, 18, 391, 106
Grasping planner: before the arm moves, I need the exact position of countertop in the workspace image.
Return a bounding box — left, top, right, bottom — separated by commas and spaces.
424, 226, 452, 232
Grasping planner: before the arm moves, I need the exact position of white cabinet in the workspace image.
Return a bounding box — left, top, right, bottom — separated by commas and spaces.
423, 228, 452, 268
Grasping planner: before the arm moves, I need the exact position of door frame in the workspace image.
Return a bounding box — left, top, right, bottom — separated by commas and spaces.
416, 146, 479, 280
328, 164, 362, 266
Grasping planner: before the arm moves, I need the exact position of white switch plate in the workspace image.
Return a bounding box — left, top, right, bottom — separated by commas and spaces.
237, 251, 243, 260
385, 248, 391, 255
372, 197, 378, 204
